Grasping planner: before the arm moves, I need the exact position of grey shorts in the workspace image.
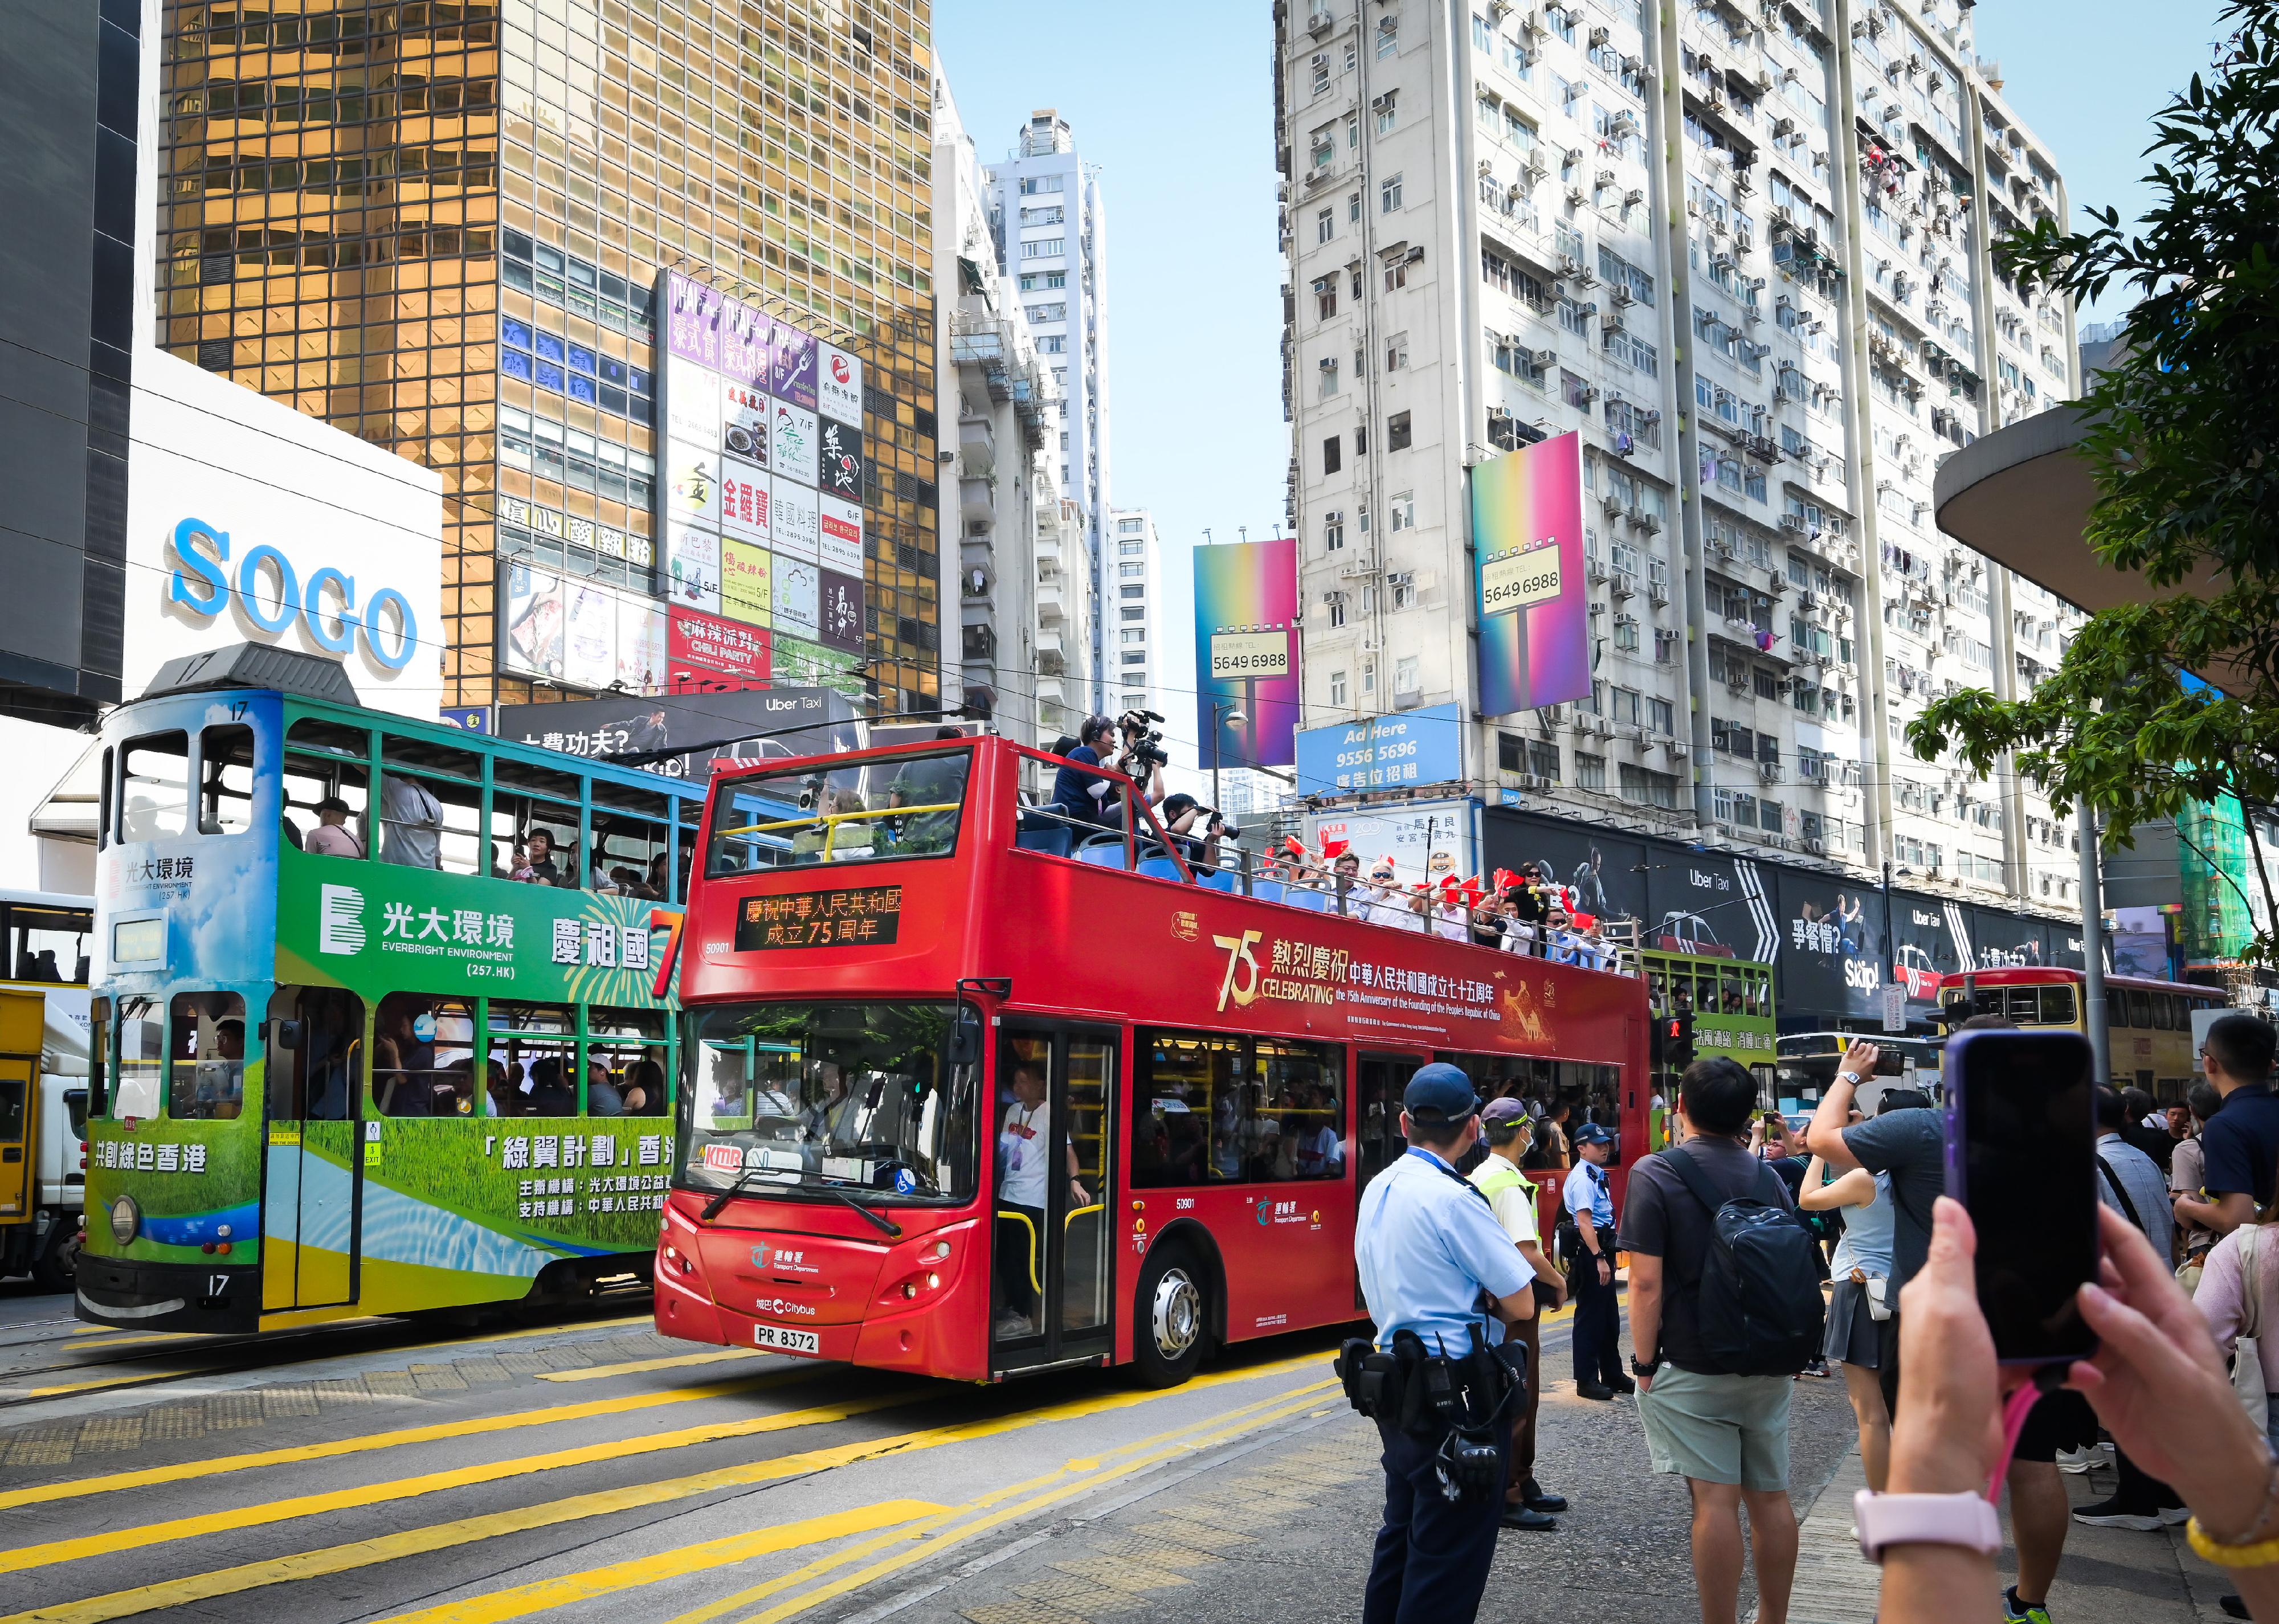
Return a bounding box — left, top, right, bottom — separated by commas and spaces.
1637, 1364, 1794, 1490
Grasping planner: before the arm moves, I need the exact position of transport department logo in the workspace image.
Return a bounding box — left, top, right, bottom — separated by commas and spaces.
318, 884, 367, 955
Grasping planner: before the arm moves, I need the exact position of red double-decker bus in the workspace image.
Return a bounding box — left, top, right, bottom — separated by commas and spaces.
652, 735, 1649, 1385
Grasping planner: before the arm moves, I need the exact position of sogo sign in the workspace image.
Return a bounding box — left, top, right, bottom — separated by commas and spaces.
166, 517, 420, 671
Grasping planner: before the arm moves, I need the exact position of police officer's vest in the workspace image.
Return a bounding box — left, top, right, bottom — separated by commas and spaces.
1470, 1160, 1536, 1207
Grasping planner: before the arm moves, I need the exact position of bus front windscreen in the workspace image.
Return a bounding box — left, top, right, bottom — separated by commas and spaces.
676, 1000, 977, 1203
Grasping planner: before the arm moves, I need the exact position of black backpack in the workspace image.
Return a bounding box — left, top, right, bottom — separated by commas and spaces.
1660, 1145, 1827, 1376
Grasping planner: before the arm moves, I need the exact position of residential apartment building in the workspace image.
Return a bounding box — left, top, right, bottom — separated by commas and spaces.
1274, 0, 2088, 926
986, 110, 1112, 713
1105, 507, 1163, 718
935, 71, 1062, 747
152, 0, 943, 713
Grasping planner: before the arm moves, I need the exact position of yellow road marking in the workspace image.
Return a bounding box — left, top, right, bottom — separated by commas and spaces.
60, 1332, 190, 1351
674, 1377, 1341, 1624
0, 1369, 810, 1513
0, 1352, 1333, 1624
0, 1387, 916, 1575
10, 1370, 202, 1401
538, 1349, 764, 1383
354, 1500, 945, 1624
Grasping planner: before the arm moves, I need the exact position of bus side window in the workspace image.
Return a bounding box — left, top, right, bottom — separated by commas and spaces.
372, 992, 477, 1117
2041, 985, 2077, 1026
267, 987, 366, 1122
114, 997, 164, 1119
488, 1001, 577, 1116
2153, 993, 2176, 1032
88, 996, 111, 1118
285, 718, 373, 856
2127, 988, 2153, 1029
1253, 1038, 1345, 1181
2007, 988, 2041, 1024
167, 992, 247, 1120
198, 723, 258, 836
98, 747, 113, 850
380, 737, 484, 874
493, 759, 585, 887
120, 732, 191, 842
592, 784, 671, 897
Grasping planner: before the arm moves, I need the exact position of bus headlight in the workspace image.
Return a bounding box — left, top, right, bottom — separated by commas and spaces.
109, 1196, 140, 1246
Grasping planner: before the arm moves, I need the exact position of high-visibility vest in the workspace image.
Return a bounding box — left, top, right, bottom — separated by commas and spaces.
1469, 1158, 1541, 1241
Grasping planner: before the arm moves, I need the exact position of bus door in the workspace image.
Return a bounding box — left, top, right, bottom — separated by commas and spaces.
1354, 1050, 1431, 1195
261, 988, 366, 1312
0, 989, 40, 1245
990, 1022, 1115, 1371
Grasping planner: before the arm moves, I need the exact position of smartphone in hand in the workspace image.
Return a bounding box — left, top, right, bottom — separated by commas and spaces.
1943, 1029, 2101, 1366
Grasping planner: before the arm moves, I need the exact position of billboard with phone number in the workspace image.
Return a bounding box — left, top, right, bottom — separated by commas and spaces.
1192, 539, 1298, 771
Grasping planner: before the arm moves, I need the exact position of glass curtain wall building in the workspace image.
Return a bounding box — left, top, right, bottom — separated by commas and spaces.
154, 0, 940, 713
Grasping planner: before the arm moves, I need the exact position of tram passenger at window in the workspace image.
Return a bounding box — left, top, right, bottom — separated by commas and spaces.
588, 1061, 626, 1116
526, 1056, 577, 1116
623, 1058, 667, 1114
374, 1004, 438, 1116
514, 829, 565, 886
378, 773, 444, 869
486, 1060, 522, 1117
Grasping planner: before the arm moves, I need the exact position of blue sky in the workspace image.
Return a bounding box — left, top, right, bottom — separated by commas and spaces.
932, 1, 2225, 764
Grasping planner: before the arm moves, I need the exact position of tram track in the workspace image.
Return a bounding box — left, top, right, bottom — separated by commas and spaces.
0, 1283, 657, 1410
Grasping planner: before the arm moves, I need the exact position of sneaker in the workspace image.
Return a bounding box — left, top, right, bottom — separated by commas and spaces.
2003, 1586, 2053, 1624
1576, 1381, 1617, 1401
2055, 1442, 2111, 1475
1799, 1356, 1832, 1379
2158, 1504, 2191, 1525
2069, 1497, 2164, 1531
993, 1311, 1033, 1338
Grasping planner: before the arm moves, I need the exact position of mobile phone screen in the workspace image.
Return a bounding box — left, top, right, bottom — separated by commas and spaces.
1954, 1032, 2099, 1364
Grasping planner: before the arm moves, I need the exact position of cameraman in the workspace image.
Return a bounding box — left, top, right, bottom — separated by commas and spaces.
1157, 793, 1227, 870
1108, 710, 1168, 811
1048, 715, 1121, 829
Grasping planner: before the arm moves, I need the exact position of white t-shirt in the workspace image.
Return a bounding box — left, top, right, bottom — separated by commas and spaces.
379, 775, 443, 869
999, 1098, 1049, 1208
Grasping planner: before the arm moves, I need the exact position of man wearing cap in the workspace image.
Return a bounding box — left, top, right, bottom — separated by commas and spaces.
1562, 1122, 1630, 1400
1469, 1097, 1566, 1532
1355, 1063, 1537, 1623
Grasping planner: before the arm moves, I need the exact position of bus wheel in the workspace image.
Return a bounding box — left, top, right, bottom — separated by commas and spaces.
32, 1224, 81, 1292
1133, 1245, 1209, 1387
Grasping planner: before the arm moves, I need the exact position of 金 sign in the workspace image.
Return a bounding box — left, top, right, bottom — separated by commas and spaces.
1208, 628, 1291, 679
1479, 542, 1562, 616
735, 886, 904, 951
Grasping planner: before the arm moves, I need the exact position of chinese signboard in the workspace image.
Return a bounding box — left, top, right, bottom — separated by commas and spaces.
657, 271, 867, 684
1293, 704, 1465, 796
667, 604, 772, 689
734, 886, 904, 951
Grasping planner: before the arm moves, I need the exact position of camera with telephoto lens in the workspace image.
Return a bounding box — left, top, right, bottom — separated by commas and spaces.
1117, 709, 1170, 776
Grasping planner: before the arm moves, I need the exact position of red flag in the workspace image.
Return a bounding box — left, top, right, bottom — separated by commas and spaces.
1322, 837, 1351, 860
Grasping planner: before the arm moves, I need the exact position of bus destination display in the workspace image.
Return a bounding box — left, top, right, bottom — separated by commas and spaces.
734, 886, 903, 951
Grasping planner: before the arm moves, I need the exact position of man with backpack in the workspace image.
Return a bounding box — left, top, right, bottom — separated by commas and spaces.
1621, 1057, 1824, 1624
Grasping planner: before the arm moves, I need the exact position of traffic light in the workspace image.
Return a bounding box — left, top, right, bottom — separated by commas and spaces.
1659, 1012, 1694, 1069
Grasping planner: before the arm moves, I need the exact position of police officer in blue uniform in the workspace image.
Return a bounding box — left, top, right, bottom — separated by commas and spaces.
1561, 1121, 1631, 1398
1351, 1063, 1537, 1624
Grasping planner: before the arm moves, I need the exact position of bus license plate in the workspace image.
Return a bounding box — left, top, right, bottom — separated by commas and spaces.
754, 1323, 820, 1356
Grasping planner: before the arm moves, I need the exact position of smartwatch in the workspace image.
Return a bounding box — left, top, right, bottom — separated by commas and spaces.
1852, 1490, 2003, 1564
1837, 1070, 1865, 1087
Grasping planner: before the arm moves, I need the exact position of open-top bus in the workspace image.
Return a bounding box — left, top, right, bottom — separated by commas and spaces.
76, 649, 705, 1334
653, 734, 1651, 1385
1937, 967, 2229, 1102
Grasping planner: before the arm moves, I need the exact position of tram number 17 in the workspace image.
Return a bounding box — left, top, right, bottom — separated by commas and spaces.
209, 1274, 230, 1297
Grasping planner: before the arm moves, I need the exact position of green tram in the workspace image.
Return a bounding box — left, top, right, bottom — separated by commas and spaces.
76, 653, 707, 1334
1637, 946, 1776, 1150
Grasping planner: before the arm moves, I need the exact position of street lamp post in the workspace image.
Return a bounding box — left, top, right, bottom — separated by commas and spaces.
1209, 700, 1247, 820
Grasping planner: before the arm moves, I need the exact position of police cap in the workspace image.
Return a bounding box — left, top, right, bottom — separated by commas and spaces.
1403, 1062, 1480, 1124
1571, 1122, 1614, 1146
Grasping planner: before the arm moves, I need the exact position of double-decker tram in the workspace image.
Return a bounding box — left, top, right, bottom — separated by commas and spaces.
655, 734, 1649, 1385
1937, 967, 2228, 1101
76, 649, 705, 1333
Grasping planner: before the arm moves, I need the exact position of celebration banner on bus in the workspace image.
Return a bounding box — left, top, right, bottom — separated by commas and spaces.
1192, 538, 1298, 771
1472, 432, 1590, 715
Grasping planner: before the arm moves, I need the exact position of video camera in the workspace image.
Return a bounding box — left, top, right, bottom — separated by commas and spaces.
1117, 708, 1170, 776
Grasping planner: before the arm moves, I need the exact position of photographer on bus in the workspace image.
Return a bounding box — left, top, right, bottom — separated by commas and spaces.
1106, 709, 1169, 813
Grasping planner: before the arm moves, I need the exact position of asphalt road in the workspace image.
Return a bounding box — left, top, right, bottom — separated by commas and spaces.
0, 1294, 1857, 1624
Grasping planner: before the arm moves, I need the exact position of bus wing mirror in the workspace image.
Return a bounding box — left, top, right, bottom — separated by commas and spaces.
949, 1011, 982, 1069
269, 1018, 304, 1052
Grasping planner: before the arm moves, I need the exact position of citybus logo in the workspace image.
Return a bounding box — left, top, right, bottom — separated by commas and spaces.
166, 517, 419, 672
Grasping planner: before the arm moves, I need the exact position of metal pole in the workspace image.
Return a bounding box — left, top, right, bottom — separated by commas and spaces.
2078, 796, 2111, 1085
1881, 858, 1896, 1030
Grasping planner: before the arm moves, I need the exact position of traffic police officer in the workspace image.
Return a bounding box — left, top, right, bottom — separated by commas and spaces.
1354, 1063, 1536, 1624
1561, 1121, 1629, 1398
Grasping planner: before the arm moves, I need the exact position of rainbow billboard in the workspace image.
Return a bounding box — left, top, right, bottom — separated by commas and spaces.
1472, 431, 1591, 715
1192, 538, 1299, 771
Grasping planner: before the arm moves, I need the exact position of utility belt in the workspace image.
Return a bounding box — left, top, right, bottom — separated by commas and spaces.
1335, 1323, 1528, 1503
